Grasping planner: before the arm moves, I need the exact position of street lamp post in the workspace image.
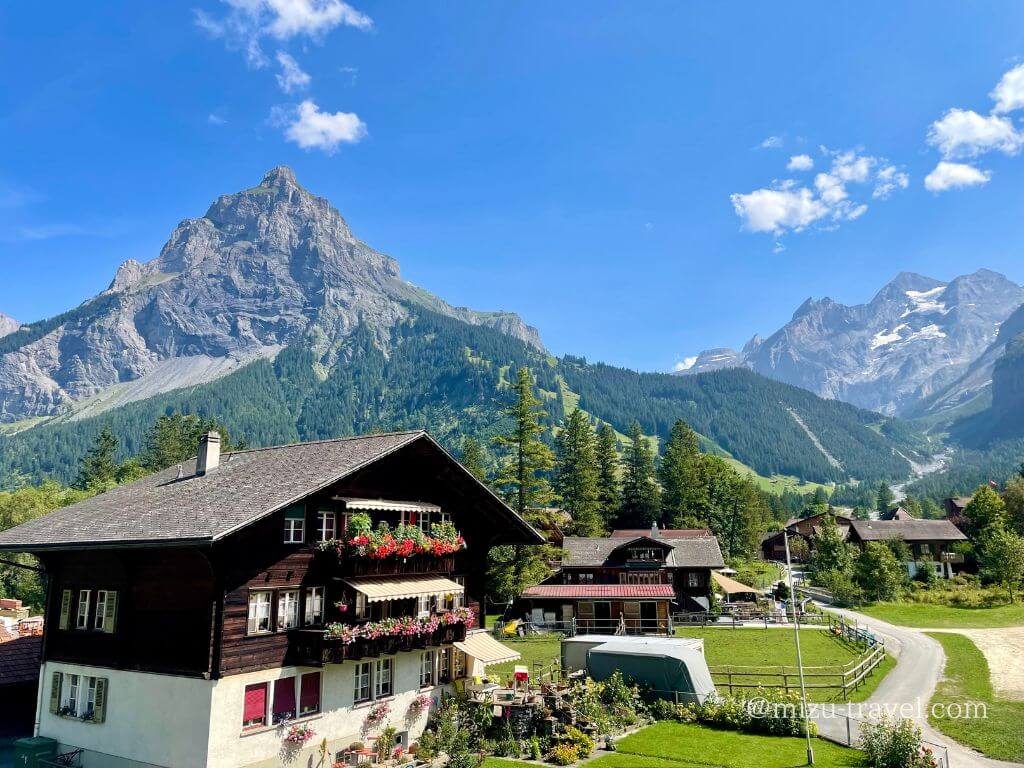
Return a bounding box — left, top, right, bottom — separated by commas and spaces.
784, 529, 814, 765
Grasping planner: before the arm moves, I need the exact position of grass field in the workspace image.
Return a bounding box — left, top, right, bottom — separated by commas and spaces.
926, 632, 1024, 763
676, 628, 893, 703
860, 601, 1024, 628
486, 628, 893, 703
480, 721, 866, 768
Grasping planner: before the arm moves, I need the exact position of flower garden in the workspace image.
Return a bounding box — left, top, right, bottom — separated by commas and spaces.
323, 607, 475, 644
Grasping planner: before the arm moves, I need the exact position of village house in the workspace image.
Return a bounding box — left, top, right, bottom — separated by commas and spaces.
760, 511, 853, 562
0, 430, 538, 768
846, 518, 968, 579
519, 525, 724, 632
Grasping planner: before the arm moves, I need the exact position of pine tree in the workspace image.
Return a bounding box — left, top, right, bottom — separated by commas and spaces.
140, 412, 242, 472
619, 421, 660, 527
489, 367, 558, 599
75, 427, 120, 490
876, 482, 894, 514
659, 420, 702, 527
555, 409, 603, 536
459, 436, 489, 483
595, 424, 621, 526
493, 367, 556, 515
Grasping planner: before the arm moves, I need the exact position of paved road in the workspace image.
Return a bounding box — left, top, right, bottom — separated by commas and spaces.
807, 605, 1020, 768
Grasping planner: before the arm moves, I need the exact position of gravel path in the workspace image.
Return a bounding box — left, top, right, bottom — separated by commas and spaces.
920, 627, 1024, 701
807, 606, 1020, 768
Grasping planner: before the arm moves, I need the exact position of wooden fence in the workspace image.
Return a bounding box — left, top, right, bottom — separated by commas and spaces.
709, 616, 886, 702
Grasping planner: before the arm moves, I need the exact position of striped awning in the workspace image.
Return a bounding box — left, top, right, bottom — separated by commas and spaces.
454, 630, 521, 665
337, 498, 442, 514
344, 575, 464, 603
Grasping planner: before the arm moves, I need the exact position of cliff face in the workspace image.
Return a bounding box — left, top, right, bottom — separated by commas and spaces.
0, 167, 542, 422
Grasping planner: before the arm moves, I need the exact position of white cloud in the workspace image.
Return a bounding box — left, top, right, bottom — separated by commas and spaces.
208, 112, 228, 125
991, 63, 1024, 114
674, 357, 698, 372
760, 135, 783, 149
275, 51, 311, 93
926, 108, 1023, 158
787, 154, 813, 171
873, 165, 910, 199
730, 186, 828, 234
197, 0, 371, 66
278, 99, 367, 153
731, 148, 907, 241
339, 65, 359, 84
924, 161, 991, 192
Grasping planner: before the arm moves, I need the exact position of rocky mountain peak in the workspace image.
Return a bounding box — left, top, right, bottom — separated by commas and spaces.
0, 168, 542, 422
0, 312, 19, 338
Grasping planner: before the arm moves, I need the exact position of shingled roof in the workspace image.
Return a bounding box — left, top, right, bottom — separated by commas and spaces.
0, 431, 541, 551
848, 519, 967, 543
562, 534, 724, 568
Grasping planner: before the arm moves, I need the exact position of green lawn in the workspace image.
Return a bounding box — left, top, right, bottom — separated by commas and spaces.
925, 632, 1024, 763
860, 601, 1024, 628
677, 628, 894, 703
480, 722, 866, 768
486, 629, 893, 703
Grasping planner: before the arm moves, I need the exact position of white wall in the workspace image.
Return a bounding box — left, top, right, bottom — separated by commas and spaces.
208, 650, 449, 768
40, 661, 215, 768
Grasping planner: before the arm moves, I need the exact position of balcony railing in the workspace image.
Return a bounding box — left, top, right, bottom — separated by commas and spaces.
289, 621, 467, 666
321, 552, 456, 577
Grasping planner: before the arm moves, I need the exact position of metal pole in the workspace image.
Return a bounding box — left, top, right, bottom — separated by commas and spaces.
785, 530, 814, 765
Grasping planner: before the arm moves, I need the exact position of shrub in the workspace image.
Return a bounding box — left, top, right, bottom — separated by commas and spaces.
494, 722, 520, 757
860, 716, 925, 768
648, 698, 681, 721
561, 726, 594, 756
547, 743, 581, 765
530, 736, 543, 761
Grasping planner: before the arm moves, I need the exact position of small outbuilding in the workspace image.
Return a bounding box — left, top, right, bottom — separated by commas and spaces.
561, 634, 716, 704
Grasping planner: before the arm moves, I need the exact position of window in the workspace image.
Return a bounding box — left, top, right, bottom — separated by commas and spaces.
247, 591, 272, 634
304, 587, 325, 625
51, 673, 107, 723
622, 572, 659, 585
436, 510, 452, 531
284, 506, 305, 544
354, 592, 368, 620
65, 674, 80, 714
76, 590, 90, 629
438, 647, 452, 684
445, 576, 465, 610
453, 650, 467, 679
277, 590, 300, 630
94, 591, 107, 630
299, 672, 321, 716
374, 658, 393, 698
419, 651, 434, 688
401, 508, 431, 532
272, 676, 296, 724
243, 683, 268, 729
629, 547, 661, 561
317, 510, 336, 542
687, 572, 699, 588
354, 662, 371, 704
85, 677, 98, 719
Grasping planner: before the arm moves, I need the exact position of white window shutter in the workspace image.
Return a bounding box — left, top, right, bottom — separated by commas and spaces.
49, 671, 62, 714
102, 591, 118, 633
58, 590, 72, 630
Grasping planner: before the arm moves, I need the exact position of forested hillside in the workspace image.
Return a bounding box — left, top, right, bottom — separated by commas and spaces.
0, 305, 928, 487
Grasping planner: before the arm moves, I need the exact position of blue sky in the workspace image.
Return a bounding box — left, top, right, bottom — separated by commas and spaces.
3, 2, 1024, 372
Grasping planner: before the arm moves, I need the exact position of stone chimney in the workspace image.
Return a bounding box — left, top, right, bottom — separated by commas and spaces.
650, 522, 659, 538
196, 431, 221, 476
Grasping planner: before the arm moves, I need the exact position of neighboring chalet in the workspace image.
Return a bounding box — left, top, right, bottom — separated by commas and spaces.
847, 519, 968, 579
761, 511, 852, 562
0, 430, 540, 768
520, 525, 724, 632
944, 496, 972, 530
879, 506, 916, 521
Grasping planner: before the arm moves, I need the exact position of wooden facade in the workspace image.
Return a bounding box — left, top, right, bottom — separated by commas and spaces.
37, 439, 508, 680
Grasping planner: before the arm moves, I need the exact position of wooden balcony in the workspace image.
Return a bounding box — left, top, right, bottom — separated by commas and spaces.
315, 550, 456, 577
288, 621, 467, 666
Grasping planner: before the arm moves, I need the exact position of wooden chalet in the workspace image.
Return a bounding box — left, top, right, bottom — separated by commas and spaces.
760, 511, 852, 562
846, 518, 968, 579
520, 524, 724, 632
0, 430, 539, 768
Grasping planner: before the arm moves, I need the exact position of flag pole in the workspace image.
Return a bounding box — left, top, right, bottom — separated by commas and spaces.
784, 529, 814, 765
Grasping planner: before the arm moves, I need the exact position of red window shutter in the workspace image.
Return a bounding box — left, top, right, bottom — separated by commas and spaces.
243, 683, 267, 725
300, 672, 321, 714
273, 677, 296, 720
